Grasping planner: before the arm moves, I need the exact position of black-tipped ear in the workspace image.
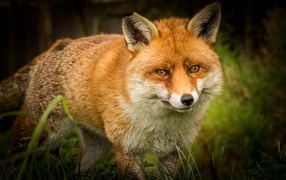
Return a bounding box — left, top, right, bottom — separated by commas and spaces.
187, 3, 221, 46
122, 12, 159, 52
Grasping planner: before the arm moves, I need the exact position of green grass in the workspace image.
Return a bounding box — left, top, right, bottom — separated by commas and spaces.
192, 8, 286, 178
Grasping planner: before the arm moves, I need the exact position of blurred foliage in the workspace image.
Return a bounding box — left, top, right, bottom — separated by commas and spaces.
194, 5, 286, 178
241, 152, 286, 180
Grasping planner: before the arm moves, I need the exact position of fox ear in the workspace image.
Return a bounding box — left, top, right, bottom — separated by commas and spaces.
122, 12, 159, 52
187, 3, 221, 46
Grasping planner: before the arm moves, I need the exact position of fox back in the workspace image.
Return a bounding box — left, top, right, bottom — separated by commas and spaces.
2, 3, 223, 179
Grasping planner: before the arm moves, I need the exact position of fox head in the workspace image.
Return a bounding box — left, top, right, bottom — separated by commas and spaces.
122, 3, 223, 113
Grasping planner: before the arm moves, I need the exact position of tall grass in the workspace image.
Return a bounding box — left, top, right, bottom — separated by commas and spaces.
0, 95, 82, 180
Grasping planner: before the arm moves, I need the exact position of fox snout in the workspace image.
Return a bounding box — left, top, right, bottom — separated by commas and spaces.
181, 94, 194, 106
159, 89, 199, 112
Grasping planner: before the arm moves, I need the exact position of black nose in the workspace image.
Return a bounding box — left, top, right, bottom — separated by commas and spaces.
181, 94, 194, 106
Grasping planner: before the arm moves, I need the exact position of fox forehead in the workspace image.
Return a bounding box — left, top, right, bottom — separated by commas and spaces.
132, 34, 219, 73
141, 18, 219, 62
154, 18, 190, 36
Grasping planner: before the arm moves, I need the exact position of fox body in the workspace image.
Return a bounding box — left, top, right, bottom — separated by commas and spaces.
1, 3, 223, 179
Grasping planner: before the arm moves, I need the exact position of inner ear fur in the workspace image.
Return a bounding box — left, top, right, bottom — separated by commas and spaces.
187, 3, 221, 46
122, 12, 159, 52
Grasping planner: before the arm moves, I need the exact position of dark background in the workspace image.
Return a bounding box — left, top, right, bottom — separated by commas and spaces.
0, 0, 285, 81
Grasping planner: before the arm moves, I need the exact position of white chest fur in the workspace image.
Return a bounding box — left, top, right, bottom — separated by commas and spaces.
119, 97, 209, 155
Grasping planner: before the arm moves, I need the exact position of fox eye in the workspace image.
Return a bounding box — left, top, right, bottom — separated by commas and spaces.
156, 69, 170, 76
187, 65, 200, 74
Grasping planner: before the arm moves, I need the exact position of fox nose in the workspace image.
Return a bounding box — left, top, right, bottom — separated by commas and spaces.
181, 94, 194, 106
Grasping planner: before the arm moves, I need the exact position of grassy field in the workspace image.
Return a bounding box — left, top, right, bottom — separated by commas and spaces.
0, 8, 286, 180
193, 8, 286, 178
193, 37, 286, 179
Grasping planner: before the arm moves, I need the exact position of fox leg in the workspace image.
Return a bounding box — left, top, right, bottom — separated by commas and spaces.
114, 148, 145, 180
77, 127, 112, 173
9, 116, 74, 157
157, 154, 183, 179
41, 117, 75, 151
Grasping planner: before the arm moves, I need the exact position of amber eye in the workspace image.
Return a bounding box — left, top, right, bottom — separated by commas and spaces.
188, 65, 200, 74
156, 69, 170, 76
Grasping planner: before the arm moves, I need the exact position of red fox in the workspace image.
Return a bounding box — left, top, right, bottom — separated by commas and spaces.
0, 3, 223, 179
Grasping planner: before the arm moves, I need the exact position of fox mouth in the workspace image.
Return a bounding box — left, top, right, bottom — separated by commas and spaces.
161, 100, 192, 112
150, 95, 193, 112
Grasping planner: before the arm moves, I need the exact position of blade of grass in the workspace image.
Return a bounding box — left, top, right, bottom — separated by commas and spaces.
0, 111, 27, 121
17, 95, 65, 180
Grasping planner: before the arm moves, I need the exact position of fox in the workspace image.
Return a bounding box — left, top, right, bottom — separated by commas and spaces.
0, 3, 223, 179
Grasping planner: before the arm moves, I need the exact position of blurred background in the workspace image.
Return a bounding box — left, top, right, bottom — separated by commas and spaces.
0, 0, 286, 179
0, 0, 285, 80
